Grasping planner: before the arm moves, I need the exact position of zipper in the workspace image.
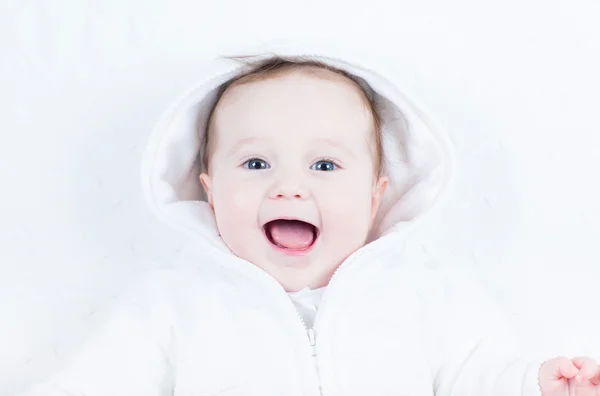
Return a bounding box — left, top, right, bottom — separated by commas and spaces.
287, 235, 398, 396
200, 233, 398, 395
292, 307, 323, 396
307, 328, 322, 395
291, 259, 348, 396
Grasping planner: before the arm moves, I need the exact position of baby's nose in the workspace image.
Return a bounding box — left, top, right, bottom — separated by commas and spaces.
269, 181, 309, 200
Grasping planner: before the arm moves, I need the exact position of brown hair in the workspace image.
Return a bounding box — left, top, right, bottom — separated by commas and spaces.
201, 56, 384, 176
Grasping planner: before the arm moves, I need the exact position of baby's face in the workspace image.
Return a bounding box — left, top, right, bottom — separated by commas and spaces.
200, 70, 388, 291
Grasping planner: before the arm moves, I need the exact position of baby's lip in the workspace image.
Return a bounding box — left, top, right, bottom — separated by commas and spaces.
262, 218, 321, 252
260, 216, 320, 231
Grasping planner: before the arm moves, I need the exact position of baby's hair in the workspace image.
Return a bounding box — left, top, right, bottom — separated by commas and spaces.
200, 55, 384, 177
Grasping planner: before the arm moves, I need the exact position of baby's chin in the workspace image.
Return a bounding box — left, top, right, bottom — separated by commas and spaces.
255, 257, 339, 292
274, 275, 330, 293
224, 236, 354, 291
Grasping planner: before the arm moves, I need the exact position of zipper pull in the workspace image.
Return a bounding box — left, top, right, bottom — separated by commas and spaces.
307, 329, 322, 394
307, 329, 317, 356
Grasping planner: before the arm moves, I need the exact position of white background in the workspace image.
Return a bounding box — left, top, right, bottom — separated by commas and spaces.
1, 0, 599, 394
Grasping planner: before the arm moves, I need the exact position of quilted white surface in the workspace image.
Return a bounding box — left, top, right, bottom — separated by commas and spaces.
1, 0, 599, 393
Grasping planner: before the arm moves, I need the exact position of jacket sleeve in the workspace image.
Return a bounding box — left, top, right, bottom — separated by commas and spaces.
16, 271, 176, 396
422, 267, 545, 396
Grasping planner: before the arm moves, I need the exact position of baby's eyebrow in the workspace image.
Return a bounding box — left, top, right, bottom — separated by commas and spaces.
311, 138, 356, 159
226, 136, 355, 158
228, 137, 267, 156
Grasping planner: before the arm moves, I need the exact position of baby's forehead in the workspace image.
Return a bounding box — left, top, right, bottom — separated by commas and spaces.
212, 70, 373, 144
219, 67, 368, 106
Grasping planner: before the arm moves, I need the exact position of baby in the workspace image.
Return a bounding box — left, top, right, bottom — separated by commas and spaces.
18, 51, 600, 395
198, 59, 388, 293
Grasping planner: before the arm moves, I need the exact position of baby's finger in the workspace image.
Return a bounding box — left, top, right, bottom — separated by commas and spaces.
572, 356, 598, 382
540, 357, 579, 380
557, 357, 579, 379
589, 365, 600, 385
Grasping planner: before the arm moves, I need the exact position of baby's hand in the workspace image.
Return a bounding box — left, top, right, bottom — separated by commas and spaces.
539, 356, 600, 395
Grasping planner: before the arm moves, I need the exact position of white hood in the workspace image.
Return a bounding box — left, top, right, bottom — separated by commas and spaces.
141, 41, 456, 253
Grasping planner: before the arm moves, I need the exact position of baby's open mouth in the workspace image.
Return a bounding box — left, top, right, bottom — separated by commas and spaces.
263, 219, 319, 251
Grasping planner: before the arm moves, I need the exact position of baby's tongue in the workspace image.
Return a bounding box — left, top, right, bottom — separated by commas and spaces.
269, 220, 315, 250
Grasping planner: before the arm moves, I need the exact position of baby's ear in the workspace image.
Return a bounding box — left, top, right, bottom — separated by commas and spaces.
371, 175, 389, 222
199, 173, 214, 208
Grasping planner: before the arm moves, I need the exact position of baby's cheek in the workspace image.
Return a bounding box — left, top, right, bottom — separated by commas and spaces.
217, 181, 258, 211
326, 181, 373, 215
210, 190, 250, 233
323, 189, 372, 239
230, 189, 256, 213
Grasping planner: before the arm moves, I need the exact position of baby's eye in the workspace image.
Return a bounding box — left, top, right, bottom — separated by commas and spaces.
243, 158, 270, 170
311, 160, 337, 172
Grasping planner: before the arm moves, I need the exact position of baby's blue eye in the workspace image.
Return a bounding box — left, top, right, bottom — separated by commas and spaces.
244, 158, 270, 170
311, 160, 337, 171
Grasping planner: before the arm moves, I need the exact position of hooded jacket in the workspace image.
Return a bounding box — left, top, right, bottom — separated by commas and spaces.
17, 40, 544, 396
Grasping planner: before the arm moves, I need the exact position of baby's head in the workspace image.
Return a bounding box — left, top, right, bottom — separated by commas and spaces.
199, 57, 388, 291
